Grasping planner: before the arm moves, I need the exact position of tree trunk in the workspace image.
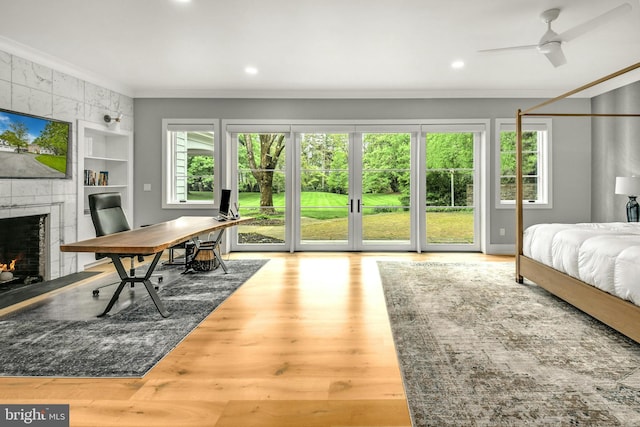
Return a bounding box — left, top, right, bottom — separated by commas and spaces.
243, 133, 285, 215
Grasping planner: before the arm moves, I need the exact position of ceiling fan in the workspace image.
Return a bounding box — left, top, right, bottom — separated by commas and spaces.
478, 2, 633, 67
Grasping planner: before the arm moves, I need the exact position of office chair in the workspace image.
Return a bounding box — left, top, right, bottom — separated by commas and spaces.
88, 192, 162, 297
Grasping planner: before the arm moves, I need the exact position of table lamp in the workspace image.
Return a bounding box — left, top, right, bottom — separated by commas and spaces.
615, 176, 640, 222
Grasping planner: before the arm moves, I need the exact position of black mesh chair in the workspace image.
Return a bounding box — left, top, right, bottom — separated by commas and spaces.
88, 192, 162, 298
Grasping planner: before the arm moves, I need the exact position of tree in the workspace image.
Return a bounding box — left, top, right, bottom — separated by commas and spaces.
32, 122, 68, 155
187, 155, 213, 193
362, 133, 410, 195
1, 122, 29, 152
426, 133, 475, 207
241, 133, 286, 214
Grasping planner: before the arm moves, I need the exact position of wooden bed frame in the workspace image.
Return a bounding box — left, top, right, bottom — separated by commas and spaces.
515, 61, 640, 343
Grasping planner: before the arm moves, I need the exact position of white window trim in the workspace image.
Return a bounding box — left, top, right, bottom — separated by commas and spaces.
161, 118, 218, 209
495, 118, 553, 210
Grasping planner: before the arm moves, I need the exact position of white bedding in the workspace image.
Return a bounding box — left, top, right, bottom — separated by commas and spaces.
523, 222, 640, 305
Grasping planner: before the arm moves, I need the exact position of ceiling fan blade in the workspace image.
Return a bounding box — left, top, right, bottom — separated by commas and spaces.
557, 2, 632, 42
544, 45, 567, 67
478, 44, 538, 54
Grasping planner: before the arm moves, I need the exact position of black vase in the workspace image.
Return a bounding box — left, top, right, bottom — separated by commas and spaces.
627, 196, 639, 222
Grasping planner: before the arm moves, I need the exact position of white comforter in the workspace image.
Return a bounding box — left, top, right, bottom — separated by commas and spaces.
523, 222, 640, 305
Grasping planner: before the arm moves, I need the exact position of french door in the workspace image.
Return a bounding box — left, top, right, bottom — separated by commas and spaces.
421, 125, 482, 252
229, 122, 484, 252
294, 128, 415, 251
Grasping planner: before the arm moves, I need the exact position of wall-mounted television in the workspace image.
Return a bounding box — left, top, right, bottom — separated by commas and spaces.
0, 108, 72, 179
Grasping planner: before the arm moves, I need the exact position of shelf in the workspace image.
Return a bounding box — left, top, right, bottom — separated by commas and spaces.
85, 156, 127, 162
77, 120, 134, 271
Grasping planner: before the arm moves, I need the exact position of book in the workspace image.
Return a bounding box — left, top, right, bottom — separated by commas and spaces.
98, 171, 109, 186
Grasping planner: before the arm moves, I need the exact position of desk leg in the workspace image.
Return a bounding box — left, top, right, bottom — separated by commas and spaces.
98, 252, 169, 318
211, 229, 228, 273
140, 253, 169, 317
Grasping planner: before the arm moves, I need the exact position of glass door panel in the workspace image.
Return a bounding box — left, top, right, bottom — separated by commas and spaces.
298, 133, 350, 247
361, 133, 412, 245
425, 132, 478, 248
235, 133, 287, 247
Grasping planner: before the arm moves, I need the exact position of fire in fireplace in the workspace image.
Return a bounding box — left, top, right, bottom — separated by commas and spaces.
0, 258, 17, 281
0, 214, 47, 285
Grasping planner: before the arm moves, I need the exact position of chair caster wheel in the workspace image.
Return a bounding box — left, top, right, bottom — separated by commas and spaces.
92, 290, 99, 297
154, 286, 159, 290
158, 277, 163, 283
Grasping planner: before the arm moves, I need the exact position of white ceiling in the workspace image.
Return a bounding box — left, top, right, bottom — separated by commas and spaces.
0, 0, 639, 98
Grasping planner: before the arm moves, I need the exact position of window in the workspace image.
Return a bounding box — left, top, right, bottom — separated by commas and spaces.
496, 118, 552, 208
162, 119, 217, 208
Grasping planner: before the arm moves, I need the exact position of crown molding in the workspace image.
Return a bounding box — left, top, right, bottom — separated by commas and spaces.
0, 35, 133, 98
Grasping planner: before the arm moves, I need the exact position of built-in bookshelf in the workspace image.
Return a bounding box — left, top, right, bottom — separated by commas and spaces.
76, 120, 133, 270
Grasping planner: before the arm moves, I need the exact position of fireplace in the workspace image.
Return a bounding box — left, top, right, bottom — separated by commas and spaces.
0, 214, 47, 285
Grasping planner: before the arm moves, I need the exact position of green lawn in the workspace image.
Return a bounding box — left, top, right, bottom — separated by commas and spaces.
237, 191, 406, 220
188, 190, 473, 243
36, 154, 67, 174
237, 192, 473, 243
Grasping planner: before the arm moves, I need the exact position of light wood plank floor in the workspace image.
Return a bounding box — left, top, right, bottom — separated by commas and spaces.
0, 252, 513, 426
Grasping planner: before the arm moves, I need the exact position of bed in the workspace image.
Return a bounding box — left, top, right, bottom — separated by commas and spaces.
515, 62, 640, 343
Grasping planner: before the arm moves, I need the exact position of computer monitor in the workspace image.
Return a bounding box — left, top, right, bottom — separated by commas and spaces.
218, 189, 231, 219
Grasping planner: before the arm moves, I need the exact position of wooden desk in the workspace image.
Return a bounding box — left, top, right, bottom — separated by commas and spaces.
60, 216, 250, 318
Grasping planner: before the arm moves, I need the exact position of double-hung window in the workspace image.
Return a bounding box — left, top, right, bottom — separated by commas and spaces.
496, 118, 552, 208
162, 119, 217, 208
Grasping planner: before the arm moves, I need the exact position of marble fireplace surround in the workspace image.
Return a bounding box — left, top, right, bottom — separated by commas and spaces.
0, 201, 65, 281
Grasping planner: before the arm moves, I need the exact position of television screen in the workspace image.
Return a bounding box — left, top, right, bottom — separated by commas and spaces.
0, 108, 72, 179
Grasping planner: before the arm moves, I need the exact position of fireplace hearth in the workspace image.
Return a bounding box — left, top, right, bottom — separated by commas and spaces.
0, 215, 47, 287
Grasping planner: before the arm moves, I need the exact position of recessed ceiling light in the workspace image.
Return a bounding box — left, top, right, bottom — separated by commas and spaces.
245, 66, 258, 75
174, 0, 191, 3
451, 60, 465, 69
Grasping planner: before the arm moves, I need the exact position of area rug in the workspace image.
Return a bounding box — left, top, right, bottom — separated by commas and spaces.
378, 261, 640, 426
0, 259, 267, 378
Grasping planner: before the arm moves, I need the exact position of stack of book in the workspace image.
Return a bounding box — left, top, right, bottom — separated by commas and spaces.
84, 170, 108, 186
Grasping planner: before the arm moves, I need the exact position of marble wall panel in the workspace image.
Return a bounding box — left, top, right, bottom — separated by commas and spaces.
0, 80, 10, 109
0, 51, 10, 81
12, 84, 53, 117
53, 71, 84, 101
12, 56, 52, 92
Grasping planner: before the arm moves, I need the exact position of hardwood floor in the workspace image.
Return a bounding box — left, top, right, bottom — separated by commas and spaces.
0, 252, 513, 426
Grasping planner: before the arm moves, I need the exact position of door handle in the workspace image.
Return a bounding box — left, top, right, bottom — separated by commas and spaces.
357, 199, 361, 213
350, 199, 353, 213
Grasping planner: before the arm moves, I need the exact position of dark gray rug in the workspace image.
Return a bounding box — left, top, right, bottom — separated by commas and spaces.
378, 261, 640, 426
0, 259, 267, 378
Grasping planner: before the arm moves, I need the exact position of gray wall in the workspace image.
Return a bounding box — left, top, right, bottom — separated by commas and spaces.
591, 81, 640, 222
133, 97, 591, 250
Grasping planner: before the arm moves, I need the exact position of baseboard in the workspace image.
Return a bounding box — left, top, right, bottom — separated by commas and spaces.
483, 243, 515, 255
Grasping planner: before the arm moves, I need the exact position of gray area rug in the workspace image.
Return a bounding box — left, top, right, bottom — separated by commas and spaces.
0, 259, 266, 378
378, 261, 640, 426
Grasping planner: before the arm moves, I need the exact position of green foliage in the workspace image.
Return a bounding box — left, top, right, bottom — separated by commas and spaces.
424, 133, 476, 207
32, 122, 68, 156
362, 133, 410, 194
238, 133, 286, 211
426, 133, 473, 169
327, 151, 348, 194
1, 121, 29, 151
500, 131, 538, 176
187, 155, 214, 193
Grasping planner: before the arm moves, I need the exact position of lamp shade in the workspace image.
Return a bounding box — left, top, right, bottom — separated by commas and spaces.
615, 176, 640, 196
